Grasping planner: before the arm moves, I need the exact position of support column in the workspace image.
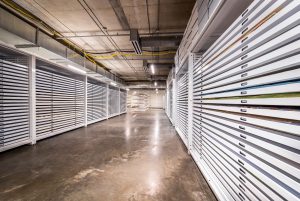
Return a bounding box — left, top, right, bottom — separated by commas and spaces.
29, 56, 36, 145
83, 75, 88, 127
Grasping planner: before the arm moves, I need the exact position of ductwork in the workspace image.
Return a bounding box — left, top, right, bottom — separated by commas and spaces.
0, 4, 125, 85
130, 29, 142, 55
141, 36, 182, 47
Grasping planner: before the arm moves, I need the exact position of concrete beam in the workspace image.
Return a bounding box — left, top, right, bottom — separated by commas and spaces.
108, 0, 130, 30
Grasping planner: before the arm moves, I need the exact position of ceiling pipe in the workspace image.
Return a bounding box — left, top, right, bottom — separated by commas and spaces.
0, 1, 126, 85
56, 31, 184, 39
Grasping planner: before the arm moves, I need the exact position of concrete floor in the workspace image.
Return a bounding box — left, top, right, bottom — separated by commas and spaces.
0, 110, 216, 201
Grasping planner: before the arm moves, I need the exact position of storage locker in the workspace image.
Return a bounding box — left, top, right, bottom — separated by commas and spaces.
0, 59, 31, 152
36, 61, 85, 140
87, 78, 107, 124
168, 82, 173, 121
108, 85, 120, 117
175, 72, 189, 147
120, 89, 127, 114
186, 0, 300, 200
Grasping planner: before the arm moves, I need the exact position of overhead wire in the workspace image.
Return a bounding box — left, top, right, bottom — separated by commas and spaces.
1, 0, 177, 71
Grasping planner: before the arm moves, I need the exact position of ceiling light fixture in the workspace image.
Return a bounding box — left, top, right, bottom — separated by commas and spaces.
110, 81, 117, 86
67, 64, 86, 74
150, 64, 155, 74
154, 81, 157, 86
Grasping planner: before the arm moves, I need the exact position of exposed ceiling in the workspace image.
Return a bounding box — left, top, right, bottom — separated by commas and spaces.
10, 0, 195, 82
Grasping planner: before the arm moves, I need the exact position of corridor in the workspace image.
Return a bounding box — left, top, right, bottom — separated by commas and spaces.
0, 110, 216, 201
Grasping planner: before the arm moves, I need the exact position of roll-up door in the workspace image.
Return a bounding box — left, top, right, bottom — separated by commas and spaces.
168, 83, 173, 121
120, 89, 127, 114
87, 78, 107, 124
191, 1, 300, 200
176, 73, 188, 146
0, 59, 30, 151
108, 86, 120, 117
36, 64, 85, 140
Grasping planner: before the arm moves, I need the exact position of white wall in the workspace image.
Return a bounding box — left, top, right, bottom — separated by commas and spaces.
128, 89, 165, 110
149, 90, 164, 108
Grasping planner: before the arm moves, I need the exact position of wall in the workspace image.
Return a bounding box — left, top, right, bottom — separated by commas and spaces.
127, 89, 165, 111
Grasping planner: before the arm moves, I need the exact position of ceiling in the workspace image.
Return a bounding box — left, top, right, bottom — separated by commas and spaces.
12, 0, 195, 82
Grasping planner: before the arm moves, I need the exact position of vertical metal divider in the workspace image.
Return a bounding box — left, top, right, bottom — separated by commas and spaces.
106, 84, 109, 119
83, 75, 87, 127
187, 53, 194, 154
29, 56, 36, 145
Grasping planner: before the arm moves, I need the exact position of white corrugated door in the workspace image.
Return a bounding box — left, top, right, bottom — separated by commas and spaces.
120, 89, 127, 114
0, 60, 30, 151
176, 73, 188, 146
108, 86, 120, 117
87, 78, 107, 124
191, 1, 300, 200
36, 67, 84, 140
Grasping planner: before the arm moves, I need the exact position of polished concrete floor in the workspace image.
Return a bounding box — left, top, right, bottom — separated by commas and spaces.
0, 110, 216, 201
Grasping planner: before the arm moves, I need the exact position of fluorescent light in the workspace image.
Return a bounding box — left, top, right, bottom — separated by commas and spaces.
126, 88, 130, 91
150, 64, 155, 74
67, 64, 86, 74
110, 81, 117, 86
154, 81, 157, 86
155, 88, 158, 91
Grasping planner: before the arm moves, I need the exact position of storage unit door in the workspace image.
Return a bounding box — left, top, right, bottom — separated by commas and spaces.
108, 86, 120, 116
87, 79, 107, 124
176, 73, 188, 146
0, 60, 30, 152
120, 89, 127, 113
36, 67, 84, 140
191, 1, 300, 200
168, 83, 173, 121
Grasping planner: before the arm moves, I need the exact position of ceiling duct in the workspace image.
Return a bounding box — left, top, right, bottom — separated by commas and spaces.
130, 29, 142, 55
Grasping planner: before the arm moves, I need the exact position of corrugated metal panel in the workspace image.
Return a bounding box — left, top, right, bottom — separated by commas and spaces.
168, 82, 173, 121
87, 78, 107, 124
0, 60, 30, 151
36, 67, 84, 140
190, 1, 300, 200
120, 89, 127, 114
108, 86, 120, 117
176, 73, 188, 146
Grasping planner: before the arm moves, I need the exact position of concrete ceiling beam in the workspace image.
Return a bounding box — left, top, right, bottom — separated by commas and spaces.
108, 0, 130, 30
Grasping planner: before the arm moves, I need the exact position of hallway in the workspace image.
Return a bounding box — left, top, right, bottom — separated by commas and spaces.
0, 110, 216, 201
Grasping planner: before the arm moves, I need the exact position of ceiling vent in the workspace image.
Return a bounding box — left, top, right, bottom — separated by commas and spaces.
130, 29, 142, 55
